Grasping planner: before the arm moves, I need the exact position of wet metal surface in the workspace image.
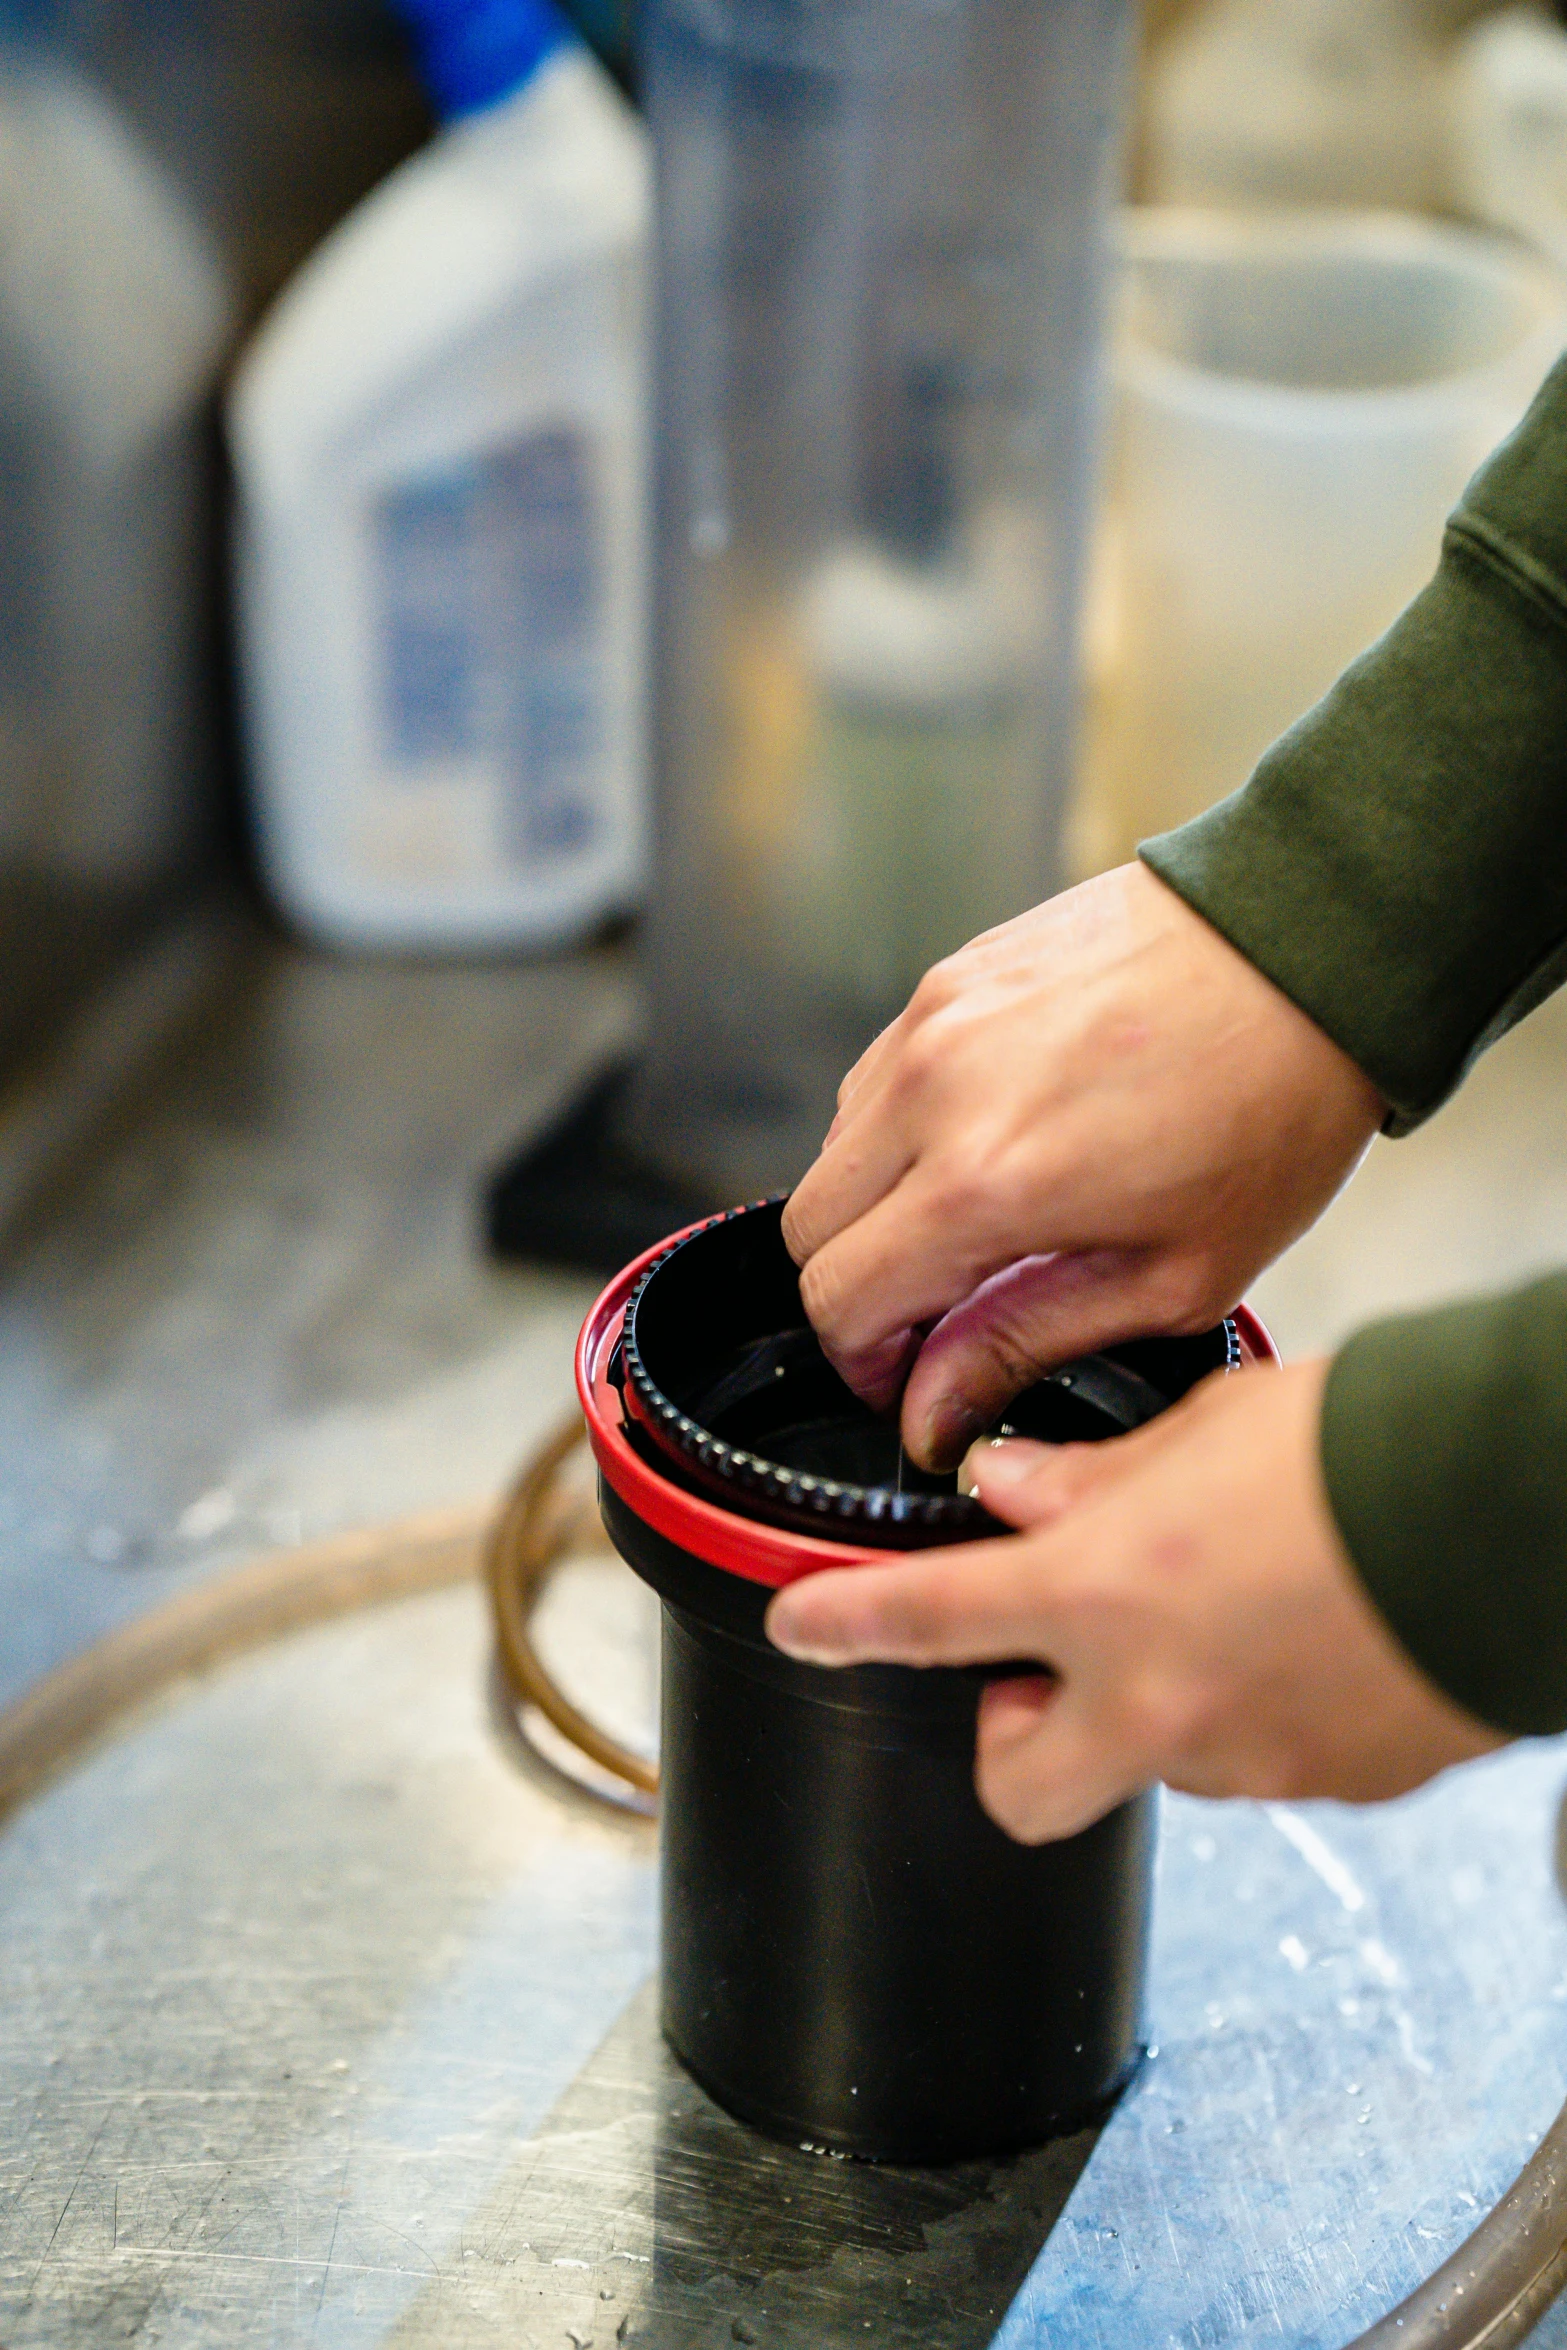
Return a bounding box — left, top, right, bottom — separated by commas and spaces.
4, 1561, 1567, 2348
389, 1979, 1096, 2348
0, 918, 636, 1711
0, 1584, 659, 2347
0, 1573, 1089, 2349
1009, 1756, 1567, 2348
8, 937, 1567, 2343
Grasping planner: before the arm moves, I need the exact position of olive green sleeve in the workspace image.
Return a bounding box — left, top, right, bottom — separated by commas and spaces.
1320, 1278, 1567, 1737
1141, 348, 1567, 1138
1136, 352, 1567, 1738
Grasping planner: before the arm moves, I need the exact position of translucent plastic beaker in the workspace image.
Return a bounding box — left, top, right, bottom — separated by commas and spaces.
628, 0, 1137, 1199
1079, 208, 1567, 871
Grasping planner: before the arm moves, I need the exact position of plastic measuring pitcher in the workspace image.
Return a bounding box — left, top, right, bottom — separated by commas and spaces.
1078, 207, 1567, 872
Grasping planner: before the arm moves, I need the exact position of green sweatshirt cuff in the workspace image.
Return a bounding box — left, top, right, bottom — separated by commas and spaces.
1141, 351, 1567, 1134
1321, 1275, 1567, 1737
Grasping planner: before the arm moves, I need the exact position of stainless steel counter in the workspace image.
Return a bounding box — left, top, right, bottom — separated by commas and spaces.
6, 1564, 1567, 2350
0, 915, 636, 1710
5, 918, 1567, 2349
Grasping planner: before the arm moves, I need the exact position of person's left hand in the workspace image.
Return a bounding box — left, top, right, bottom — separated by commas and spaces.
764, 1360, 1504, 1842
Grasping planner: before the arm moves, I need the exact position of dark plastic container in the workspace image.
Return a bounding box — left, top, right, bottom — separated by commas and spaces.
578, 1199, 1277, 2163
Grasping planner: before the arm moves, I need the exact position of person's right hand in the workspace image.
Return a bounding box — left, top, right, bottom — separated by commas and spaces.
782, 862, 1386, 1469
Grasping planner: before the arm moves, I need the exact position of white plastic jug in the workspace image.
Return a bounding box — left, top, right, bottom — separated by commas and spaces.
228, 0, 648, 954
1076, 208, 1567, 876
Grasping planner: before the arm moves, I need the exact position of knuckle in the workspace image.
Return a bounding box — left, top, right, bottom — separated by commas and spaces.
983, 1287, 1092, 1388
976, 1318, 1048, 1397
929, 1147, 997, 1233
908, 958, 963, 1021
779, 1195, 812, 1265
891, 1020, 947, 1099
798, 1248, 847, 1335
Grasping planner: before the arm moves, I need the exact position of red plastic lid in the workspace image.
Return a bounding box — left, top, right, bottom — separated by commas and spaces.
575, 1218, 1281, 1592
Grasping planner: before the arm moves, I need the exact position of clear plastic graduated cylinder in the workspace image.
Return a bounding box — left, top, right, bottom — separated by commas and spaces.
628, 0, 1136, 1199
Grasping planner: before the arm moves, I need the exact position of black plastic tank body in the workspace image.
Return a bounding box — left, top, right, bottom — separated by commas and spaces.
589, 1197, 1240, 2162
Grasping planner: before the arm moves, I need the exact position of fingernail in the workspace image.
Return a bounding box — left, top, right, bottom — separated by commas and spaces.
958, 1435, 1009, 1497
970, 1437, 1037, 1494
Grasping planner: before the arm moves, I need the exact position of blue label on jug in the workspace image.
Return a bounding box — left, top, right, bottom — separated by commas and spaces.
375, 426, 603, 864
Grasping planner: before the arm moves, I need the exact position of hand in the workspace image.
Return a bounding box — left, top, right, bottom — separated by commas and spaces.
781, 863, 1385, 1468
764, 1360, 1503, 1843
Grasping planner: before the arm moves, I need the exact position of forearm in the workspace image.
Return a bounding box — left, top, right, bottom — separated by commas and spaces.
1141, 350, 1567, 1134
1322, 1275, 1567, 1736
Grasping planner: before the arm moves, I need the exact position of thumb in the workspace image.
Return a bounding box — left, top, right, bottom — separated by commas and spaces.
901, 1247, 1181, 1468
963, 1372, 1216, 1527
962, 1432, 1132, 1530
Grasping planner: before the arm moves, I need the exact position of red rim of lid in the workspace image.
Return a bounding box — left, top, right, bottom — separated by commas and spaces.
575, 1216, 1282, 1591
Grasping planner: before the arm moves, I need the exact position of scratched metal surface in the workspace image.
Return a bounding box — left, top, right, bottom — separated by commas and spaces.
0, 916, 637, 1714
6, 931, 1567, 2346
0, 1581, 660, 2347
4, 1553, 1567, 2349
1007, 1748, 1567, 2349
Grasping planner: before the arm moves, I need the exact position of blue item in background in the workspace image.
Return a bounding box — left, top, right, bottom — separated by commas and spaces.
392, 0, 571, 119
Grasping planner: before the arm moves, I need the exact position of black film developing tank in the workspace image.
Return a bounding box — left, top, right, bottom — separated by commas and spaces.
600, 1198, 1237, 2162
